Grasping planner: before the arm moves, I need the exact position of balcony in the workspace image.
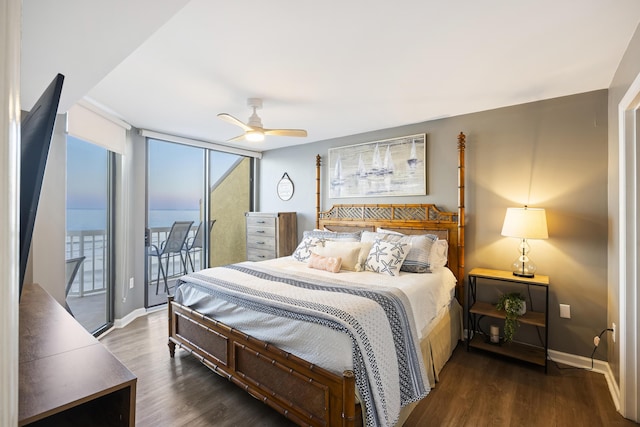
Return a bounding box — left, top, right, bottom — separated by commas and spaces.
65, 225, 203, 330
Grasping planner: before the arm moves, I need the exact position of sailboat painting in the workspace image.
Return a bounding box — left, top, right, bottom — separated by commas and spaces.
328, 133, 426, 198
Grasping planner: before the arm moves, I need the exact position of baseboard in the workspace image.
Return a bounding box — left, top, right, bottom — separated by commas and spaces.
548, 349, 620, 411
100, 304, 166, 338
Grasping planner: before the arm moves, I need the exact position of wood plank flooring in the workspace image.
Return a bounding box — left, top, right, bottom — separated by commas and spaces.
100, 310, 638, 427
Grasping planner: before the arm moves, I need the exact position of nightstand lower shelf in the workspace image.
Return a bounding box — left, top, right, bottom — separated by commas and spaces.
468, 334, 546, 367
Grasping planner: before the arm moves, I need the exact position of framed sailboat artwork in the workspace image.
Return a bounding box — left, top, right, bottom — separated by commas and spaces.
328, 133, 426, 198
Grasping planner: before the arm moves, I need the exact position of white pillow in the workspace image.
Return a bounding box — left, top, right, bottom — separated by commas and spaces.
314, 241, 372, 271
430, 239, 449, 268
376, 227, 404, 236
292, 236, 324, 262
364, 240, 411, 276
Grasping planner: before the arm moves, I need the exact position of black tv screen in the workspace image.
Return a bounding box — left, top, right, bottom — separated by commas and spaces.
19, 73, 64, 298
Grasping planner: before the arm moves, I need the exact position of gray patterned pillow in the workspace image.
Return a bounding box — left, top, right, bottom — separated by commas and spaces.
292, 236, 325, 262
364, 240, 411, 276
362, 230, 438, 273
303, 230, 362, 242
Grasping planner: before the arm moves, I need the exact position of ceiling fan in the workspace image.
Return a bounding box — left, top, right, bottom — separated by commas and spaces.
217, 98, 308, 142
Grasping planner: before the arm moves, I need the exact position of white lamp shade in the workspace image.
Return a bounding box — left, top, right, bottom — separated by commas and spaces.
501, 207, 549, 240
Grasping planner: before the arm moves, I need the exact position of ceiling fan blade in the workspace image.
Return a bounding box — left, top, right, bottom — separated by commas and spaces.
227, 133, 249, 142
264, 128, 308, 138
217, 113, 253, 132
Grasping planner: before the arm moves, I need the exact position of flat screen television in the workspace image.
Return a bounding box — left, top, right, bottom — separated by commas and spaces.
19, 73, 65, 299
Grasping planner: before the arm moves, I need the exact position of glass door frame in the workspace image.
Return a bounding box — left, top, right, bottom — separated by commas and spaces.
65, 137, 116, 336
143, 137, 254, 308
144, 139, 208, 308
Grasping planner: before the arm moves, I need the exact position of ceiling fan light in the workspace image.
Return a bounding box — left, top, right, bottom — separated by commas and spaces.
245, 130, 265, 142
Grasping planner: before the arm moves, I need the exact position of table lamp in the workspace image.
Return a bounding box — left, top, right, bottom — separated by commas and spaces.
501, 206, 548, 277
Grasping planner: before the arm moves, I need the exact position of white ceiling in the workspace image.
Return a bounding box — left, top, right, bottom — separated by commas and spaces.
21, 0, 640, 152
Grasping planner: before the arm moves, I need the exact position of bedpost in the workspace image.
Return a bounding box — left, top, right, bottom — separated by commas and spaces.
316, 154, 321, 229
342, 370, 356, 427
457, 132, 466, 304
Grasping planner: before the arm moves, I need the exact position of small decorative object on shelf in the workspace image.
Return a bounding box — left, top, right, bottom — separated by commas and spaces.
489, 325, 500, 344
496, 292, 526, 342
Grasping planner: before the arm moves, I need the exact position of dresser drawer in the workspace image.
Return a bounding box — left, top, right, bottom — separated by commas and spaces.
246, 234, 276, 251
247, 225, 276, 238
247, 247, 276, 262
246, 216, 277, 228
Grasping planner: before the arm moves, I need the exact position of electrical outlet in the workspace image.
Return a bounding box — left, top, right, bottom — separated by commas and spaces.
129, 277, 135, 289
560, 304, 571, 319
612, 322, 616, 343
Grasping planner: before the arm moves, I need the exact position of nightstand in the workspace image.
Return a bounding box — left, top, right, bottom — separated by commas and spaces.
466, 267, 549, 372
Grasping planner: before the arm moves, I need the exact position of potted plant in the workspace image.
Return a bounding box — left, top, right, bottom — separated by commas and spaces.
496, 292, 526, 343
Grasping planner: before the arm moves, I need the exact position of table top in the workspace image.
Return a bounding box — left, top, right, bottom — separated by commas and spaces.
19, 283, 136, 425
468, 267, 549, 286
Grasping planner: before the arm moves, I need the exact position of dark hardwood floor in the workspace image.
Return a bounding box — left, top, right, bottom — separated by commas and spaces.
100, 310, 638, 427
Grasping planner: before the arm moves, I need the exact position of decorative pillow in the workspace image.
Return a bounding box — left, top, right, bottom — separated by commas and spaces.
364, 240, 411, 276
292, 236, 325, 262
361, 230, 391, 243
430, 239, 449, 268
303, 229, 362, 242
307, 252, 342, 273
363, 230, 438, 273
376, 227, 404, 236
313, 241, 372, 271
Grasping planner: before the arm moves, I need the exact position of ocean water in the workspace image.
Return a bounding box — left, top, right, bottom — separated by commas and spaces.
67, 208, 201, 231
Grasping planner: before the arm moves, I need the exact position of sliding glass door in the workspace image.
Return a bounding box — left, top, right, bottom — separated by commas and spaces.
146, 140, 204, 307
145, 139, 251, 308
65, 136, 114, 334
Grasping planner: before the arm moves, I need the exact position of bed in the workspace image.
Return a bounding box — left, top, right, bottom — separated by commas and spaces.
167, 133, 467, 427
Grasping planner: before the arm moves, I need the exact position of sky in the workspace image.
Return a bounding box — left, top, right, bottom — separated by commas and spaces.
67, 136, 242, 211
66, 135, 107, 209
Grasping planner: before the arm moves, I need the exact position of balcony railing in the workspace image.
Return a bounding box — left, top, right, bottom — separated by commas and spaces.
66, 225, 201, 297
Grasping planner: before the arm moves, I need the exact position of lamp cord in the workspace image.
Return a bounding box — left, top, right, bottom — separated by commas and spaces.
548, 328, 613, 371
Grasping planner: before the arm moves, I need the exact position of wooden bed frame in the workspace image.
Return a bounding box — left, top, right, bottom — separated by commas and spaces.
168, 132, 467, 427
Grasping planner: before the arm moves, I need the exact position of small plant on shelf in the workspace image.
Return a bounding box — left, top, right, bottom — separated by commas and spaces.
496, 292, 526, 343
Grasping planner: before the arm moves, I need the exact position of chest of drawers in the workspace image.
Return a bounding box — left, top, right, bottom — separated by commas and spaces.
245, 212, 297, 261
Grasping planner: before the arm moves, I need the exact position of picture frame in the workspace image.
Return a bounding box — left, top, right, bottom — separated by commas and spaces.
328, 133, 426, 198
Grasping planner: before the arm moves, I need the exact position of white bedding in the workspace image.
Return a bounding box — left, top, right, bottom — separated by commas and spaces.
173, 257, 457, 427
262, 256, 457, 340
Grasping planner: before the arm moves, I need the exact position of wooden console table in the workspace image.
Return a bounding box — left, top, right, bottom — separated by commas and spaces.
19, 283, 136, 426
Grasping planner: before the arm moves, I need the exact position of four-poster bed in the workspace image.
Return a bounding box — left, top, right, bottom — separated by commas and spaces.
167, 132, 467, 427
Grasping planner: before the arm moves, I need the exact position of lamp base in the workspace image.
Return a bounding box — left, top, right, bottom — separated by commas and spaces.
512, 271, 535, 278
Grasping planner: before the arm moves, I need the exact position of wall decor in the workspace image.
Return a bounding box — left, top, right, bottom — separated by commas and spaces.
277, 172, 294, 201
328, 133, 426, 198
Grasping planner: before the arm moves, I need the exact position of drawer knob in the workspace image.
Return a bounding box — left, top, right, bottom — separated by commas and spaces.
256, 230, 265, 233
257, 241, 265, 245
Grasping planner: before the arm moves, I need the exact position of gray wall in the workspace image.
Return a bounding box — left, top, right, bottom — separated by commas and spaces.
259, 90, 609, 359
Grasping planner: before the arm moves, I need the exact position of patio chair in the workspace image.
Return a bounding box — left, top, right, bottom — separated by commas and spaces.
148, 220, 194, 295
184, 219, 216, 272
64, 256, 86, 315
